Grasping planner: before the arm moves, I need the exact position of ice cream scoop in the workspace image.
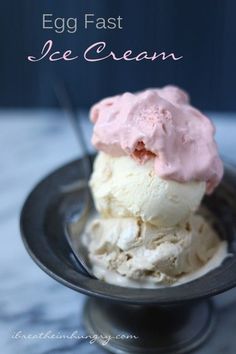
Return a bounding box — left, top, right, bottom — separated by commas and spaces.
90, 86, 223, 194
86, 214, 226, 287
90, 152, 206, 227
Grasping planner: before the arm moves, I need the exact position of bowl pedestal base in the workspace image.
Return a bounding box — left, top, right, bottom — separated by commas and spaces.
84, 298, 215, 354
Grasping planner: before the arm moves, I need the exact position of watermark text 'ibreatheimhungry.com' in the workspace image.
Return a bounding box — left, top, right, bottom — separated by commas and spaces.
11, 330, 139, 346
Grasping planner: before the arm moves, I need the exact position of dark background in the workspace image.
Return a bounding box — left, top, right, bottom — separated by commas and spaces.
1, 0, 236, 110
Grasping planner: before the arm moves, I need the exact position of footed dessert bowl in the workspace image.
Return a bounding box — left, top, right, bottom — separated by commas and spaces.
21, 155, 236, 354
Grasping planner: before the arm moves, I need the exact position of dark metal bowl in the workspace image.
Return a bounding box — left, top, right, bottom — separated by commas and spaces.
20, 157, 236, 305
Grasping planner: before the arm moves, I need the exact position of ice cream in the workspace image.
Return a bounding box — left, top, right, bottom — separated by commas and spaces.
90, 152, 206, 227
85, 85, 227, 287
87, 215, 226, 287
90, 86, 223, 194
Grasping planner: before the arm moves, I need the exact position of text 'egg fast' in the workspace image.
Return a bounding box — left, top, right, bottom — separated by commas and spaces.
43, 14, 124, 33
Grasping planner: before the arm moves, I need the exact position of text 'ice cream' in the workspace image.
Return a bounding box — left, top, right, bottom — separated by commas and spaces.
85, 86, 227, 288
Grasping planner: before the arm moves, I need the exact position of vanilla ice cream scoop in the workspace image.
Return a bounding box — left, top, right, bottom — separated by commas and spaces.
89, 152, 206, 227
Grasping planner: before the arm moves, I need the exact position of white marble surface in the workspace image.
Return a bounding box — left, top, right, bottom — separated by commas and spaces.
1, 109, 236, 354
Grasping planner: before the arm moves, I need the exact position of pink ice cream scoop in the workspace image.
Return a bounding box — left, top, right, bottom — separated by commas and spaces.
90, 86, 223, 194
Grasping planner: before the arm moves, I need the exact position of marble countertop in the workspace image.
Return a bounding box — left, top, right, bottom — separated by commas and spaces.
1, 109, 236, 354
